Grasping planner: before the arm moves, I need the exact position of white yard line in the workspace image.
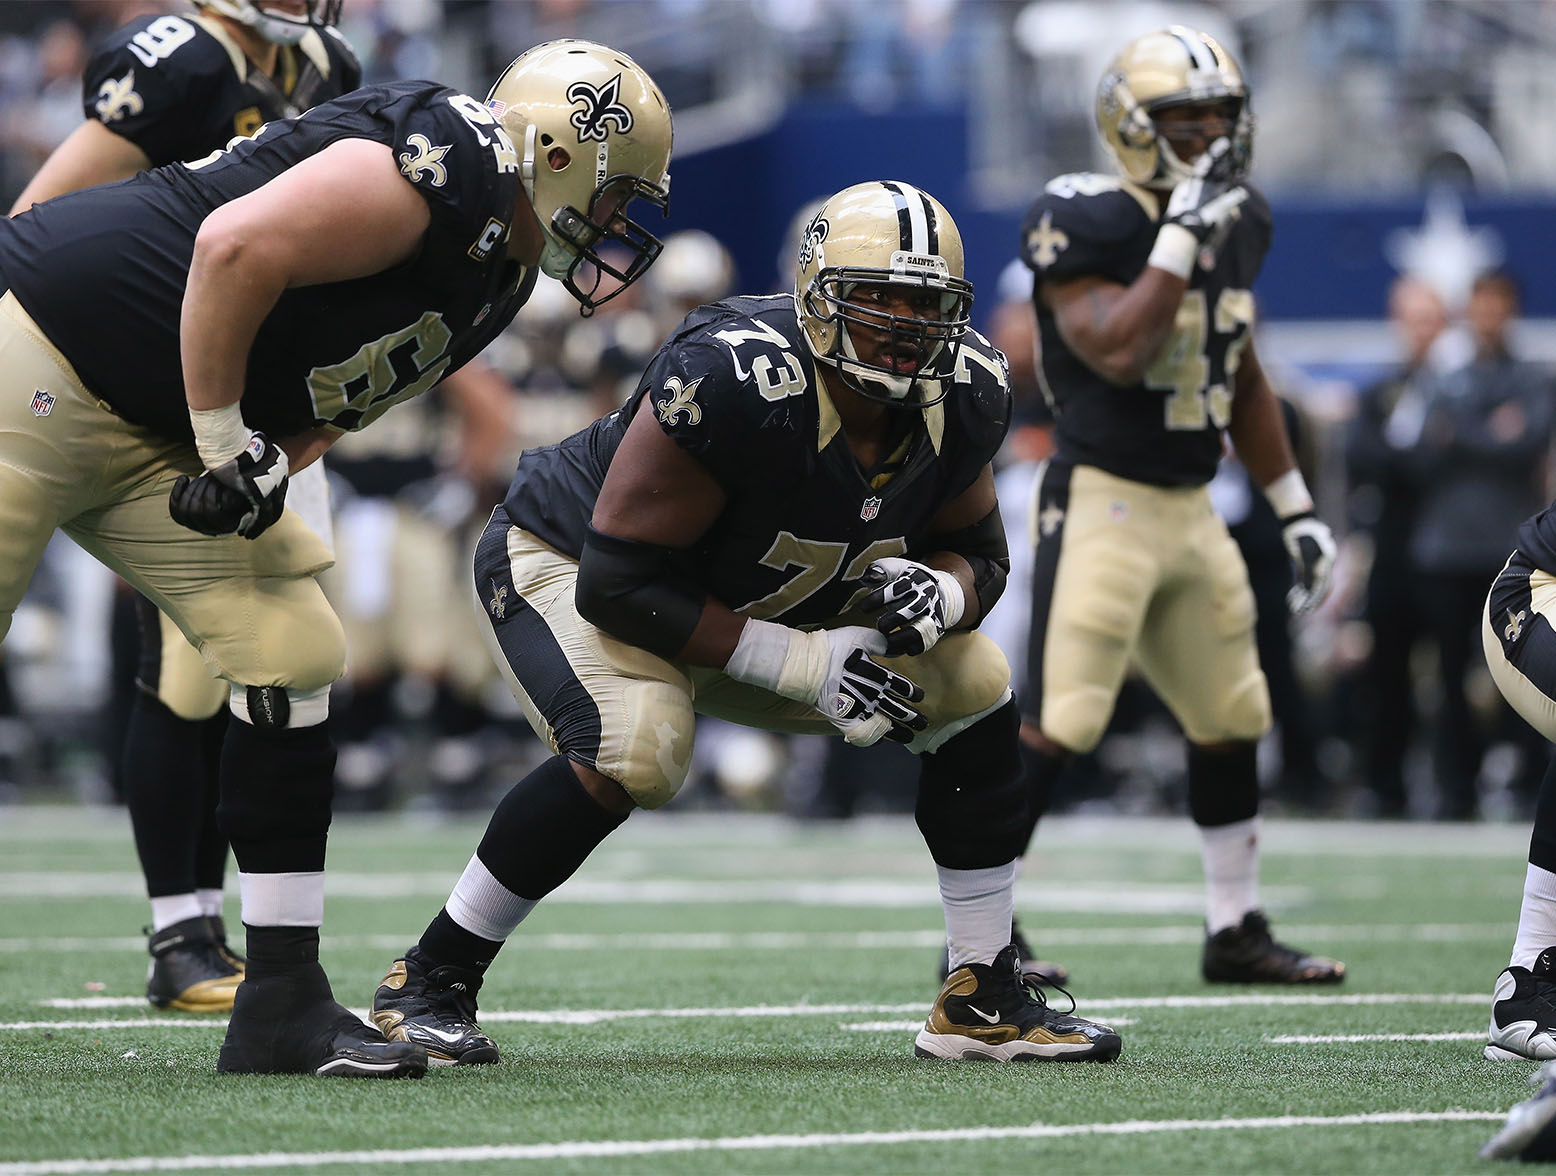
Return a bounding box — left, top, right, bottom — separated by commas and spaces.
0, 922, 1511, 955
1268, 1032, 1486, 1044
11, 992, 1490, 1031
0, 1111, 1508, 1174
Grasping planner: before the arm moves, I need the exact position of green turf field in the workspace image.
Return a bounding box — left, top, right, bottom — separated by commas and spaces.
0, 806, 1540, 1174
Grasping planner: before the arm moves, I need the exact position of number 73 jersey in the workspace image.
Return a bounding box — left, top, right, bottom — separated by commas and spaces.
502, 295, 1012, 629
1020, 172, 1273, 487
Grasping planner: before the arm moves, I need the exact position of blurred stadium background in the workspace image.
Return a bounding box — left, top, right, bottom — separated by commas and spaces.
2, 0, 1554, 827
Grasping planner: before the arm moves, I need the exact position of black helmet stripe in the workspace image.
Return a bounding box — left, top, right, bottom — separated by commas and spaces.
1173, 29, 1215, 73
880, 181, 937, 256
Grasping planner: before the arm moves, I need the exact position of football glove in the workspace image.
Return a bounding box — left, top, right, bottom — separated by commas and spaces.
813, 625, 928, 746
1281, 511, 1336, 617
170, 432, 290, 540
1147, 138, 1247, 278
861, 557, 966, 656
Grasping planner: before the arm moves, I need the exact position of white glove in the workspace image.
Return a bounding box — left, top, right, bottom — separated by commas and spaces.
861, 557, 965, 656
1281, 512, 1336, 617
724, 621, 927, 747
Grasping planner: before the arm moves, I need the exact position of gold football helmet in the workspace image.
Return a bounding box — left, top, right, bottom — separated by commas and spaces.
486, 40, 673, 314
191, 0, 341, 45
794, 181, 974, 408
1096, 26, 1252, 188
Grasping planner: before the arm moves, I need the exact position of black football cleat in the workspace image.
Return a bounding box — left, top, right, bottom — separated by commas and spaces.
1482, 1061, 1556, 1160
1201, 910, 1345, 984
371, 947, 500, 1065
217, 961, 426, 1078
146, 916, 242, 1012
207, 914, 247, 972
915, 943, 1121, 1062
937, 917, 1070, 989
1486, 947, 1556, 1061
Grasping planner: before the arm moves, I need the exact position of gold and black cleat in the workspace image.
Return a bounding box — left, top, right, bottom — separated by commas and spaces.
1201, 910, 1345, 985
372, 948, 500, 1066
145, 916, 242, 1013
915, 943, 1121, 1062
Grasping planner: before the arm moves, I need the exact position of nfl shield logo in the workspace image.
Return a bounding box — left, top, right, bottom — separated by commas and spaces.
30, 389, 55, 417
860, 496, 881, 522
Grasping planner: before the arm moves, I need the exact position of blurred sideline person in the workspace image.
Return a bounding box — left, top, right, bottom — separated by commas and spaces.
1411, 270, 1552, 820
1343, 275, 1450, 817
0, 38, 673, 1077
10, 0, 359, 1015
369, 181, 1123, 1067
1013, 27, 1345, 984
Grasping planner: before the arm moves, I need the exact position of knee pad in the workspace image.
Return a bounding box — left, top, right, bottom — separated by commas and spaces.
915, 700, 1027, 869
904, 631, 1012, 753
610, 679, 696, 810
230, 684, 329, 729
1187, 741, 1260, 828
1186, 669, 1271, 745
217, 718, 336, 873
1042, 683, 1121, 755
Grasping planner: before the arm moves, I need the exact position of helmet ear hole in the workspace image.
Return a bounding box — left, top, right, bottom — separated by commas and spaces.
547, 147, 571, 172
540, 133, 554, 147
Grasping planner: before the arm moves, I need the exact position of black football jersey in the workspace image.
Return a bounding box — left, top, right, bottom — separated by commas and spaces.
1518, 506, 1556, 573
0, 81, 534, 442
503, 294, 1012, 628
1019, 172, 1273, 487
84, 12, 361, 166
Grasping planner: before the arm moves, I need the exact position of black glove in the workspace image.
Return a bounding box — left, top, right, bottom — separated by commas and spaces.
1162, 137, 1248, 251
861, 557, 965, 656
169, 432, 290, 540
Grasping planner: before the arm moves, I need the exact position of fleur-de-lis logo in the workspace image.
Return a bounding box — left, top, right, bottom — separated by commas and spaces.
1039, 502, 1066, 538
95, 71, 144, 123
798, 214, 829, 268
656, 375, 703, 427
398, 134, 451, 187
1506, 608, 1528, 642
567, 74, 634, 144
1027, 210, 1070, 269
488, 579, 508, 620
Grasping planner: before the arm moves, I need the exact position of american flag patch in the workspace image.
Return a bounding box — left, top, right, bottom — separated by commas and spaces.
30, 389, 55, 417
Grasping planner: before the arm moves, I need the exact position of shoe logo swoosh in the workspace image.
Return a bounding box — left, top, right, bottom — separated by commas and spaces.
416, 1026, 475, 1045
966, 1005, 1001, 1024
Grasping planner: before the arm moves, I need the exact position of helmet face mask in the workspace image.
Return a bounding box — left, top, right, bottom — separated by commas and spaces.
1096, 26, 1254, 188
795, 182, 974, 409
487, 40, 673, 316
192, 0, 341, 45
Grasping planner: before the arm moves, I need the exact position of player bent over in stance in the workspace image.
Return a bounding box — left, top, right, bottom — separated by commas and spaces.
1007, 26, 1345, 986
1481, 508, 1556, 1062
0, 39, 672, 1076
371, 181, 1122, 1065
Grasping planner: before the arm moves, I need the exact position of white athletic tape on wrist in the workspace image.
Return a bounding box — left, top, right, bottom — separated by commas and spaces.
724, 619, 827, 701
1147, 223, 1199, 280
190, 402, 254, 471
932, 568, 966, 630
1263, 468, 1314, 519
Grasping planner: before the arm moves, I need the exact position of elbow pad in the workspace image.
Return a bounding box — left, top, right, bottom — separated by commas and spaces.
576, 525, 705, 660
933, 507, 1010, 620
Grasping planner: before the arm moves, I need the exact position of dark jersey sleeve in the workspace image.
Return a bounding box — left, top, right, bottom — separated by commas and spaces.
943, 330, 1013, 496
386, 91, 521, 274
1236, 185, 1274, 284
640, 333, 777, 492
1020, 175, 1155, 288
81, 14, 227, 166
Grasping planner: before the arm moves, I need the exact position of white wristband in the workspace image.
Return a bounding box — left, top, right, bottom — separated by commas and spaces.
1262, 468, 1314, 519
724, 619, 827, 702
189, 402, 253, 471
1147, 223, 1199, 280
932, 569, 966, 629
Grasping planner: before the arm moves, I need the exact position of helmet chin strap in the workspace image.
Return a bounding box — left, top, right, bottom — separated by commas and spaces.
233, 3, 312, 45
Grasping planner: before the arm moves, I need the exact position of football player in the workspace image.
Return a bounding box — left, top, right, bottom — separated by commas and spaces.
0, 38, 673, 1077
368, 181, 1123, 1067
10, 0, 360, 1016
1481, 504, 1556, 1061
1012, 27, 1345, 984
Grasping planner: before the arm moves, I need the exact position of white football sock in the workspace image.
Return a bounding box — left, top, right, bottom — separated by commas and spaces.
938, 861, 1016, 972
1512, 863, 1556, 969
1200, 817, 1260, 935
150, 892, 203, 932
446, 854, 537, 943
237, 871, 325, 926
196, 888, 224, 919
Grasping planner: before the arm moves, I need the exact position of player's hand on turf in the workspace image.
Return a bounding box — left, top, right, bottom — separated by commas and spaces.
861, 557, 965, 656
170, 432, 290, 539
1280, 511, 1336, 617
817, 625, 927, 747
1163, 137, 1247, 251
